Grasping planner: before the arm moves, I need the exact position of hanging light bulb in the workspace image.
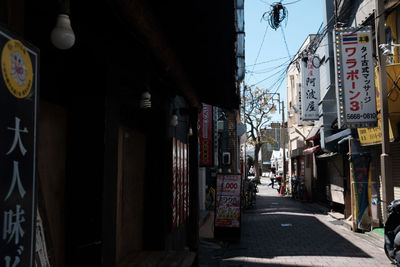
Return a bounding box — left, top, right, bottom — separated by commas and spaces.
51, 14, 75, 50
139, 91, 151, 109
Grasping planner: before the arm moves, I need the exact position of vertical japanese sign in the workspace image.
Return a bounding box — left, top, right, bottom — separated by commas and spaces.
215, 174, 241, 228
198, 104, 213, 166
186, 145, 189, 218
177, 140, 181, 226
172, 138, 177, 230
334, 26, 377, 128
351, 154, 372, 230
183, 143, 188, 220
171, 138, 190, 230
296, 83, 304, 125
301, 55, 320, 120
0, 27, 39, 267
179, 141, 184, 225
213, 106, 219, 167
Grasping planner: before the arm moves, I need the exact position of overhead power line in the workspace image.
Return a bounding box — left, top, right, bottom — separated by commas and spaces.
280, 27, 292, 59
246, 24, 269, 84
262, 2, 289, 30
245, 55, 291, 67
283, 0, 302, 5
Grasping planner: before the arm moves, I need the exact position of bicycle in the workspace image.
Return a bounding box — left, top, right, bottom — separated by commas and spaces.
243, 178, 257, 209
291, 176, 299, 199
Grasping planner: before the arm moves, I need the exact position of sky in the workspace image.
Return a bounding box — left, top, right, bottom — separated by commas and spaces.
244, 0, 323, 123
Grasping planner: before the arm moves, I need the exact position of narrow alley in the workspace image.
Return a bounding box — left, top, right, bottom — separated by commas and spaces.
199, 177, 391, 267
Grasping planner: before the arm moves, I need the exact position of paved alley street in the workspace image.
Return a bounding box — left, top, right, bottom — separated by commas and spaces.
199, 177, 392, 267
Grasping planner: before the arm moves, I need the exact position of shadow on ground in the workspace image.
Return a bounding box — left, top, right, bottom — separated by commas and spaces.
200, 190, 371, 266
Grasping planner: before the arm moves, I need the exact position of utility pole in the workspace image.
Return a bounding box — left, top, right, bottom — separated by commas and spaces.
243, 84, 247, 180
375, 0, 394, 221
281, 100, 286, 194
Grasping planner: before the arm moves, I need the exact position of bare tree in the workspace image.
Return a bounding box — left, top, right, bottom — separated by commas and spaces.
243, 86, 276, 182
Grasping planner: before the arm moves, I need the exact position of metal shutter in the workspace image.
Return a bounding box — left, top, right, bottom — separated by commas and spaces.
391, 143, 400, 200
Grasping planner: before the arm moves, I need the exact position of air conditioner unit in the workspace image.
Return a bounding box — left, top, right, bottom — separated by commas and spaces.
222, 152, 231, 166
217, 120, 224, 132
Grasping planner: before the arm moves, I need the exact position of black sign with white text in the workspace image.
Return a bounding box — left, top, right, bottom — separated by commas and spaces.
0, 26, 39, 267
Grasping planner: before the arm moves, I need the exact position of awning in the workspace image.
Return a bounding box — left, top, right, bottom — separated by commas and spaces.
317, 152, 338, 159
306, 127, 320, 141
338, 135, 353, 144
303, 145, 321, 155
325, 128, 352, 143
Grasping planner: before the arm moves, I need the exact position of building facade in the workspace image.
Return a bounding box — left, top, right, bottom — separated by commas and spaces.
286, 34, 320, 201
287, 0, 400, 231
0, 0, 244, 266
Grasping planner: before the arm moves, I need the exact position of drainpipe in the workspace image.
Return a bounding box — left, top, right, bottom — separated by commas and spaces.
375, 0, 394, 222
282, 101, 287, 193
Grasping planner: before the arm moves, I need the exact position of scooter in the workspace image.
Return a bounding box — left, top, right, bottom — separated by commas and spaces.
384, 199, 400, 266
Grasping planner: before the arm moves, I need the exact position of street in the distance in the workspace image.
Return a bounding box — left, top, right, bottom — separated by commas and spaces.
200, 177, 391, 267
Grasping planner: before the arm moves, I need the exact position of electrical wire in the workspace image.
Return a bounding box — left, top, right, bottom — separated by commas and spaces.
247, 0, 386, 105
246, 58, 292, 74
262, 2, 288, 30
247, 2, 290, 85
252, 64, 287, 88
246, 0, 394, 113
283, 0, 302, 5
261, 0, 302, 6
246, 24, 269, 84
248, 65, 291, 75
305, 0, 394, 56
262, 2, 381, 101
280, 27, 292, 59
245, 55, 291, 67
250, 65, 288, 80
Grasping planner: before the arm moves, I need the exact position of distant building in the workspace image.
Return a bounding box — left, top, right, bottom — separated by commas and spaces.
270, 148, 289, 172
261, 127, 288, 171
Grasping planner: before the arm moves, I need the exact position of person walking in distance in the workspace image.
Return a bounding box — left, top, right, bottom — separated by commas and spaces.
269, 167, 276, 188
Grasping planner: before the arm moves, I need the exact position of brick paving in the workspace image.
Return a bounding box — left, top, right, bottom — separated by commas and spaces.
199, 177, 393, 267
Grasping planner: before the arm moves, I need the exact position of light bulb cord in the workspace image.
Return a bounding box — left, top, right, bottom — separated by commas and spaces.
58, 0, 70, 15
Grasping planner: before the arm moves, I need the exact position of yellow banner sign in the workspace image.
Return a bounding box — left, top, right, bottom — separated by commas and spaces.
358, 64, 400, 146
357, 120, 394, 146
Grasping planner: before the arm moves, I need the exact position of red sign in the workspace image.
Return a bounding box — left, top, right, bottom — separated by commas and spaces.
172, 138, 177, 229
171, 138, 190, 230
215, 174, 241, 228
198, 104, 213, 166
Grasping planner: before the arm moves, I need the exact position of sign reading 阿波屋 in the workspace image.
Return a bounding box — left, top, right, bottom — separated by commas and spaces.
0, 26, 39, 267
301, 54, 320, 120
334, 26, 377, 128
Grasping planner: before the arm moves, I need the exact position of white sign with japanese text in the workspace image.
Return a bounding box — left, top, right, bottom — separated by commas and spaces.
301, 55, 320, 120
335, 27, 377, 128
